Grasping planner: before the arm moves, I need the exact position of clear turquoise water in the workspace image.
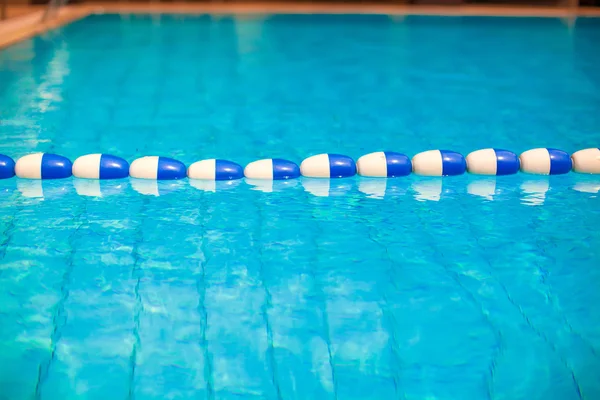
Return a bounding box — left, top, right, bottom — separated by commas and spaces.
1, 13, 600, 400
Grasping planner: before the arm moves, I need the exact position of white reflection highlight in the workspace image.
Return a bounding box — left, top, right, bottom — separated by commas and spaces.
467, 178, 497, 201
357, 178, 408, 199
246, 179, 297, 193
73, 179, 101, 197
412, 179, 443, 202
73, 179, 126, 198
234, 14, 267, 55
36, 42, 70, 113
520, 179, 550, 206
358, 178, 386, 199
572, 181, 600, 194
130, 179, 184, 196
17, 180, 43, 198
189, 179, 241, 193
16, 179, 69, 199
301, 178, 353, 197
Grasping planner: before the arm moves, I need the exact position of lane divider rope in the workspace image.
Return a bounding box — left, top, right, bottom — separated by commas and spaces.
0, 148, 598, 182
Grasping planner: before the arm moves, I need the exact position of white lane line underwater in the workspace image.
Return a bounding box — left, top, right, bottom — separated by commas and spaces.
0, 148, 598, 183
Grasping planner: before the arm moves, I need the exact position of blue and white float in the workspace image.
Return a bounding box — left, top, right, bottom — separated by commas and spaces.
15, 153, 72, 179
72, 154, 129, 179
466, 148, 520, 175
188, 159, 244, 180
356, 151, 412, 177
519, 148, 571, 175
0, 154, 15, 179
300, 154, 356, 178
412, 150, 466, 176
244, 159, 300, 180
129, 156, 186, 180
571, 148, 600, 174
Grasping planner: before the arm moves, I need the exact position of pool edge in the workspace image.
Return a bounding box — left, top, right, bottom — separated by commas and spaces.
0, 5, 93, 50
1, 3, 600, 50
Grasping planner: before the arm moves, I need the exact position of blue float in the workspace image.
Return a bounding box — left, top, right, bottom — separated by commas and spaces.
356, 151, 411, 177
520, 148, 572, 175
188, 159, 244, 180
129, 156, 186, 180
466, 148, 520, 175
15, 153, 72, 179
0, 154, 15, 179
300, 153, 356, 178
72, 153, 129, 179
244, 159, 300, 180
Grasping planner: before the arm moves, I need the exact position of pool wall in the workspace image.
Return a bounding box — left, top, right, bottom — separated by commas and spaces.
2, 2, 600, 49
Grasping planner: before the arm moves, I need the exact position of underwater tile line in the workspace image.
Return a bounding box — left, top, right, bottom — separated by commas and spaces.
363, 226, 406, 400
254, 202, 284, 400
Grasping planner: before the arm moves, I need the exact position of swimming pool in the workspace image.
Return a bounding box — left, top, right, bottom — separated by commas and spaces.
1, 12, 600, 400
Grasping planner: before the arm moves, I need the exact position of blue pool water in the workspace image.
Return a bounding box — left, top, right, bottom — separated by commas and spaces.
1, 13, 600, 400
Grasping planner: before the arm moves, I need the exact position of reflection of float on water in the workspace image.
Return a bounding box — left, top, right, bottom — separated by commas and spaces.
301, 178, 353, 197
411, 179, 443, 202
73, 179, 126, 197
357, 178, 407, 199
467, 178, 497, 201
245, 178, 297, 193
130, 178, 185, 196
572, 181, 600, 194
520, 179, 550, 206
189, 178, 241, 193
358, 178, 386, 199
16, 179, 70, 199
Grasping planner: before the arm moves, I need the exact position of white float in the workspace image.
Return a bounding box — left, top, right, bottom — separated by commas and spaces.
571, 148, 600, 174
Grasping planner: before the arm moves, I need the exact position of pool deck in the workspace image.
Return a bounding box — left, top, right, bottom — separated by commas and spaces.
1, 2, 600, 49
